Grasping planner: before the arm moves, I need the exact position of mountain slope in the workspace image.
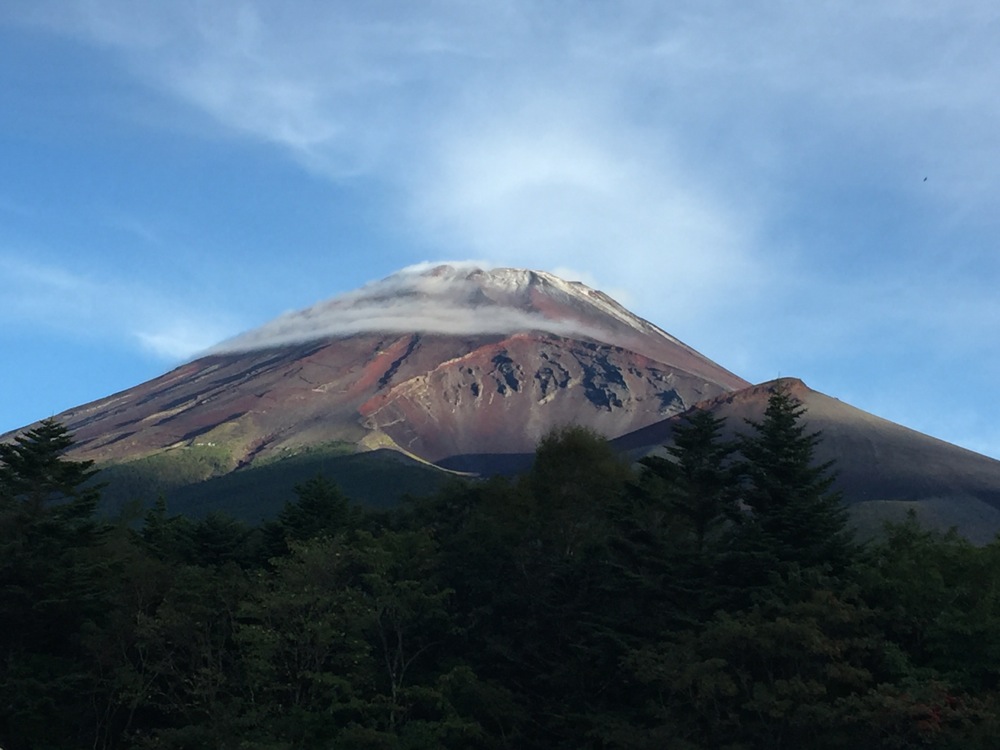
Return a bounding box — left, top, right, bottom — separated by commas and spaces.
14, 265, 745, 474
615, 378, 1000, 542
6, 267, 1000, 540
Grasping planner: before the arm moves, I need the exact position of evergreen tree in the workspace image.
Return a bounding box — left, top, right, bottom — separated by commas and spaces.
140, 496, 197, 563
736, 383, 853, 576
609, 409, 743, 637
278, 474, 357, 541
255, 474, 361, 563
0, 417, 101, 517
0, 420, 113, 748
637, 408, 741, 555
191, 511, 255, 567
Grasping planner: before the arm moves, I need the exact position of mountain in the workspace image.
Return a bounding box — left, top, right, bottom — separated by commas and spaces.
614, 378, 1000, 542
8, 265, 1000, 538
5, 265, 746, 510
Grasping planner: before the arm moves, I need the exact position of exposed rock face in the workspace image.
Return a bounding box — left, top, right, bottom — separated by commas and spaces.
357, 333, 707, 461
12, 265, 747, 468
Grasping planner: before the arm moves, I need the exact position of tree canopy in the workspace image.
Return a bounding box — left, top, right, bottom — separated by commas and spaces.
3, 412, 1000, 749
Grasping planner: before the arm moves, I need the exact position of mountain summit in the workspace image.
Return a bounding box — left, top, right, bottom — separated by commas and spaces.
8, 264, 1000, 537
214, 264, 741, 385
38, 265, 747, 468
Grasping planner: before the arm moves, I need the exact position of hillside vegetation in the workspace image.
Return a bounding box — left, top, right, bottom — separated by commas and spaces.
97, 441, 451, 521
3, 387, 1000, 749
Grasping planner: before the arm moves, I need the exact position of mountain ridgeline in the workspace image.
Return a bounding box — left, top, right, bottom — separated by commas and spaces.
8, 267, 1000, 746
4, 264, 1000, 535
38, 266, 745, 469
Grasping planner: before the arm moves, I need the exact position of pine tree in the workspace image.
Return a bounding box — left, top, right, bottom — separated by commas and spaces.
0, 419, 112, 748
0, 417, 101, 518
279, 474, 356, 542
609, 408, 745, 630
638, 408, 742, 555
737, 383, 853, 574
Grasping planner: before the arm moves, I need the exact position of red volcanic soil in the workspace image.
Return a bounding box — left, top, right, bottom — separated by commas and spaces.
0, 265, 752, 470
21, 330, 740, 468
358, 333, 730, 461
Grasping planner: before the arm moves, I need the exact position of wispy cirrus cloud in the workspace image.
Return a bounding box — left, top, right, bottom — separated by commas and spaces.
0, 252, 237, 360
4, 0, 1000, 452
16, 7, 995, 209
28, 1, 993, 312
134, 318, 226, 360
12, 2, 766, 311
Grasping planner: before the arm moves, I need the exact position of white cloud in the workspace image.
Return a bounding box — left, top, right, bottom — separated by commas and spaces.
6, 0, 1000, 452
0, 252, 240, 361
20, 2, 996, 267
212, 301, 600, 352
401, 99, 759, 324
15, 1, 1000, 210
0, 254, 100, 323
135, 320, 231, 360
15, 3, 766, 300
209, 265, 625, 352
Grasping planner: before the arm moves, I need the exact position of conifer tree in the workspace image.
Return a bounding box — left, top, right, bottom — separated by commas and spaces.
279, 474, 356, 542
0, 419, 111, 748
0, 417, 101, 518
615, 408, 744, 628
638, 408, 741, 554
737, 383, 853, 574
140, 496, 197, 563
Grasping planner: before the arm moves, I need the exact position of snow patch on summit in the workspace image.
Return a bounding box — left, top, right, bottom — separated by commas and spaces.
209, 264, 685, 355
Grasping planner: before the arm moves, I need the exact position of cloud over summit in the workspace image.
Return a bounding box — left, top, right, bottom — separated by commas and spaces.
3, 2, 1000, 454
210, 264, 638, 353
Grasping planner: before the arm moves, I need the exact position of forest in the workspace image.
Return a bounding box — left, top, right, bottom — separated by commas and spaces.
3, 387, 1000, 749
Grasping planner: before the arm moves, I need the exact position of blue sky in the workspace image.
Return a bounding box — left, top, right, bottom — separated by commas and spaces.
2, 2, 999, 457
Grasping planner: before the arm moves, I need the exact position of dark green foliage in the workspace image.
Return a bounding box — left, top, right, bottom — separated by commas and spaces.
613, 410, 743, 632
623, 585, 881, 749
9, 417, 1000, 748
732, 385, 854, 593
99, 445, 450, 522
0, 417, 101, 513
277, 474, 361, 541
140, 496, 197, 562
526, 425, 630, 558
638, 409, 741, 555
0, 419, 114, 749
859, 513, 1000, 693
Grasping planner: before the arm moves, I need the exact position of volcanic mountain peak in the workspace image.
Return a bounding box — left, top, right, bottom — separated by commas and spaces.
6, 263, 747, 481
211, 264, 710, 369
11, 263, 1000, 541
410, 264, 665, 337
